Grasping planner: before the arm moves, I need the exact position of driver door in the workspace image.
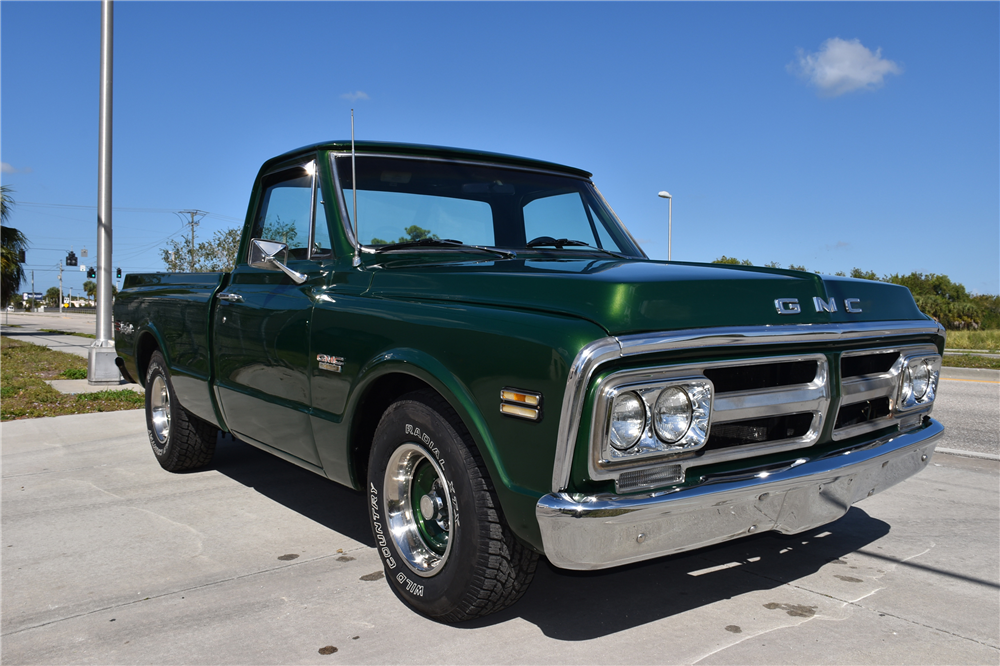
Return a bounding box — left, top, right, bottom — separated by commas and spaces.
214, 160, 332, 467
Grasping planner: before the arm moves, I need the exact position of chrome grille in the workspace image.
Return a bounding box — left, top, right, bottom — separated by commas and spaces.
588, 343, 940, 493
833, 345, 938, 441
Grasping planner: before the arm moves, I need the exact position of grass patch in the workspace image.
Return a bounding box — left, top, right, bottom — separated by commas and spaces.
941, 354, 1000, 370
945, 329, 1000, 352
1, 336, 143, 420
59, 367, 88, 379
39, 328, 97, 339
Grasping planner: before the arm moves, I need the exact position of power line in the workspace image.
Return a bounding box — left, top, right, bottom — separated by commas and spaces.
18, 201, 243, 222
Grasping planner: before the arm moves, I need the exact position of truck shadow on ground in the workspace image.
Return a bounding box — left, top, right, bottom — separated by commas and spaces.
468, 508, 891, 640
209, 435, 376, 548
205, 435, 889, 640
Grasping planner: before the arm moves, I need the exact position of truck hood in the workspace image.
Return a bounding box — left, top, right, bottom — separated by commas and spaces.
365, 258, 927, 336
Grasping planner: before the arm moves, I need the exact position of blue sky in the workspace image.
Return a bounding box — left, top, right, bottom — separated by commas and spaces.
2, 1, 998, 298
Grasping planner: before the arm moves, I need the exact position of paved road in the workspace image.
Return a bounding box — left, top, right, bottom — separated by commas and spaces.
934, 369, 1000, 459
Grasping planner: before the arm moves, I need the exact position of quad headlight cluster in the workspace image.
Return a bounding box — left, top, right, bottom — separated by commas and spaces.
896, 353, 941, 412
604, 379, 713, 463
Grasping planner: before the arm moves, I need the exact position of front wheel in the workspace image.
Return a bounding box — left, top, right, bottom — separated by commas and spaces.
367, 390, 538, 622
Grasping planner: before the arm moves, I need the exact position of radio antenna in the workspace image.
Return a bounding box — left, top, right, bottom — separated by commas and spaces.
351, 109, 359, 266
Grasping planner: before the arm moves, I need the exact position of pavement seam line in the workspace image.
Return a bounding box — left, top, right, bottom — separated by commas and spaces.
769, 580, 1000, 651
936, 447, 1000, 461
697, 547, 1000, 652
0, 547, 374, 637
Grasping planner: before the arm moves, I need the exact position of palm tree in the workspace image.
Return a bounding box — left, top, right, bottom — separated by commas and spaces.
1, 185, 28, 308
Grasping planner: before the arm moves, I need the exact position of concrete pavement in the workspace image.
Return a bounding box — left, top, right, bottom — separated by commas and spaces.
1, 411, 998, 664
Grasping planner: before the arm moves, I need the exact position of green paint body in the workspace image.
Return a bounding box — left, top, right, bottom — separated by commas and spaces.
114, 142, 937, 553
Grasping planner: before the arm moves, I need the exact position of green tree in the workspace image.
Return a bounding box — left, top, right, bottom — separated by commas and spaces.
1, 185, 28, 308
884, 272, 990, 329
44, 286, 61, 307
850, 268, 880, 281
371, 225, 438, 245
787, 264, 808, 272
161, 226, 242, 273
83, 280, 97, 300
971, 294, 1000, 329
712, 255, 753, 266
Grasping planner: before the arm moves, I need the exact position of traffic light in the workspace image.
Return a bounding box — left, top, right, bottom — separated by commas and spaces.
116, 267, 121, 279
66, 251, 78, 267
87, 267, 96, 279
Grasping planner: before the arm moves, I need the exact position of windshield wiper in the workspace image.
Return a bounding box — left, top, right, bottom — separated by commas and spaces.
525, 237, 627, 258
372, 238, 516, 259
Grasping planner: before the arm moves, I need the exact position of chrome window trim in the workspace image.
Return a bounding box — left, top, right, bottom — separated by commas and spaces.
551, 320, 945, 493
328, 153, 358, 250
587, 354, 830, 484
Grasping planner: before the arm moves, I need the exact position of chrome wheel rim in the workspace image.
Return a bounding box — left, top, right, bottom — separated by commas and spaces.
384, 443, 453, 577
150, 375, 170, 444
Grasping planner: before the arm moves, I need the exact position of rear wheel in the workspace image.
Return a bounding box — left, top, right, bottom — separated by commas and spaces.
144, 351, 217, 471
367, 390, 538, 622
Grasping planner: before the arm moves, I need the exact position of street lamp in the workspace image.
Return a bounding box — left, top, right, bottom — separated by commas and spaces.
658, 191, 672, 261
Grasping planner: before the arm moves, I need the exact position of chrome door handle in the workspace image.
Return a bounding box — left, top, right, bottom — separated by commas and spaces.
216, 292, 244, 303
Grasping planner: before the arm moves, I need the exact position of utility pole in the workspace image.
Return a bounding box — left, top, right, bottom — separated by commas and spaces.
58, 261, 64, 310
88, 0, 120, 385
30, 271, 35, 312
176, 210, 207, 271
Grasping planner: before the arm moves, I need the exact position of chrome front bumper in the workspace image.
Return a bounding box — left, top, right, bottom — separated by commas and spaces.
536, 419, 943, 570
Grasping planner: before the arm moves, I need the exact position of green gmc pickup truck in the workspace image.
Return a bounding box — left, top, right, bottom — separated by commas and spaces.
114, 141, 945, 622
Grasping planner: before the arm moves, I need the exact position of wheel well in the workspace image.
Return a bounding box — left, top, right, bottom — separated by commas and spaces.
350, 373, 433, 486
135, 333, 161, 387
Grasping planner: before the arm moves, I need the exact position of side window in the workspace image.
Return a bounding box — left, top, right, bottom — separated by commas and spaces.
253, 167, 313, 259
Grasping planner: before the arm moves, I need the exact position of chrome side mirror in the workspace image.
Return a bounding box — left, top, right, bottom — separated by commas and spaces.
248, 238, 307, 284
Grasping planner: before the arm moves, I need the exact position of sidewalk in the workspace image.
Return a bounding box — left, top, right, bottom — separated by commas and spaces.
1, 311, 137, 392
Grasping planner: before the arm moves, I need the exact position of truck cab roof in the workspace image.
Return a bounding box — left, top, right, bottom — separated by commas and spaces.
265, 140, 593, 180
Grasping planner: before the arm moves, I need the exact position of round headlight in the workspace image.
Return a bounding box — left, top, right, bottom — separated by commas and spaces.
900, 366, 914, 404
911, 360, 931, 400
653, 386, 693, 443
610, 392, 645, 451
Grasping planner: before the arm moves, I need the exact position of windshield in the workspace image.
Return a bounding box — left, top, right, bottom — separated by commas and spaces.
334, 155, 643, 257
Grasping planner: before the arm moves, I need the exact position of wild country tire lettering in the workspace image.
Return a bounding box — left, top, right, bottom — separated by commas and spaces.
369, 483, 396, 570
396, 572, 425, 597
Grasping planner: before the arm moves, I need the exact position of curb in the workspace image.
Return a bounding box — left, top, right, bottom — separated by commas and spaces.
46, 379, 143, 395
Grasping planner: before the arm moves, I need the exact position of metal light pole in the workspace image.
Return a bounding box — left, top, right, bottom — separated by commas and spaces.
88, 0, 120, 384
658, 191, 672, 261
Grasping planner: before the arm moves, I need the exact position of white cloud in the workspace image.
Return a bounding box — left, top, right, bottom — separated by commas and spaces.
1, 162, 17, 174
790, 37, 902, 97
340, 91, 370, 102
